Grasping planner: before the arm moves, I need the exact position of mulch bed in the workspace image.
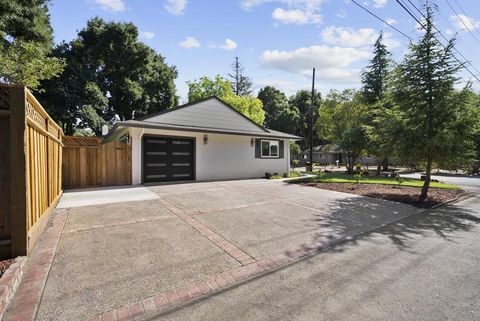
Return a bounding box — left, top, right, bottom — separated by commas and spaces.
303, 182, 467, 208
0, 259, 14, 278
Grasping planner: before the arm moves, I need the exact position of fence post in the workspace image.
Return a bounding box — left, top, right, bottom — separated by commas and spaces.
9, 87, 28, 257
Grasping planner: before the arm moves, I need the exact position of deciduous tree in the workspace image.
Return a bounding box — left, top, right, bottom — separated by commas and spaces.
187, 75, 265, 124
0, 0, 64, 89
316, 89, 369, 173
39, 18, 178, 134
257, 86, 300, 134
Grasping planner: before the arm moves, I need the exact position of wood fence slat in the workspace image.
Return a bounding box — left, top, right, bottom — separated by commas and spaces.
62, 136, 131, 188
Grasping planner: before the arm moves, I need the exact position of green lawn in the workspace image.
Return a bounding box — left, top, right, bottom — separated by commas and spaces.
295, 172, 459, 190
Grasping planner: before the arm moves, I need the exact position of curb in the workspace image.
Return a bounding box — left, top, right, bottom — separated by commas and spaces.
431, 191, 473, 209
0, 257, 27, 320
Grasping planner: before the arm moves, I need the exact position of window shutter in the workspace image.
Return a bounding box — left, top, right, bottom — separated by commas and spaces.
255, 138, 261, 158
279, 140, 284, 158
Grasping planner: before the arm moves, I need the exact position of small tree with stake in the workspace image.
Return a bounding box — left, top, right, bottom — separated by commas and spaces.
385, 6, 479, 199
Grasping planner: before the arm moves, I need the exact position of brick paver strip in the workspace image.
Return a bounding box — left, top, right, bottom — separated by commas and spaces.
157, 198, 255, 265
4, 210, 68, 321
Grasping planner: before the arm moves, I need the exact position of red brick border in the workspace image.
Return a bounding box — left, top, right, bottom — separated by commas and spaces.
158, 198, 255, 265
88, 245, 324, 321
0, 256, 27, 319
4, 210, 68, 321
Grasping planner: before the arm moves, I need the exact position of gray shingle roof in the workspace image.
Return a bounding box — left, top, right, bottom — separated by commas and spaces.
108, 96, 302, 140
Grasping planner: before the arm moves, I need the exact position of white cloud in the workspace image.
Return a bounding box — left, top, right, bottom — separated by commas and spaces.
385, 18, 396, 25
92, 0, 125, 12
336, 9, 346, 18
272, 8, 321, 24
373, 0, 387, 8
260, 45, 370, 83
164, 0, 187, 15
254, 78, 304, 95
178, 36, 200, 49
383, 32, 401, 49
139, 31, 155, 39
241, 0, 323, 25
451, 14, 480, 31
210, 38, 237, 51
321, 26, 378, 47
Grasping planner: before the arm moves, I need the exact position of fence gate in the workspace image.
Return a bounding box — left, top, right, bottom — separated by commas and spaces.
62, 136, 132, 188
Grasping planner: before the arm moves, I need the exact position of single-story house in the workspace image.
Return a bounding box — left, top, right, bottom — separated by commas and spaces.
106, 96, 301, 184
299, 145, 384, 166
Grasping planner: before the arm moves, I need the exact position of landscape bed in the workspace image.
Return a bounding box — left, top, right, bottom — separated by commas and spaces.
292, 173, 464, 208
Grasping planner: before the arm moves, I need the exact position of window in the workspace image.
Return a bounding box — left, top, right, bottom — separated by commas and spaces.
261, 140, 279, 158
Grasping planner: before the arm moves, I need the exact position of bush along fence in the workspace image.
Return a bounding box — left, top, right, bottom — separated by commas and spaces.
62, 136, 132, 188
0, 85, 63, 258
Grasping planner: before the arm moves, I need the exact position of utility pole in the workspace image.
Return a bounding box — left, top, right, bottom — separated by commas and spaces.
309, 68, 315, 172
235, 57, 240, 95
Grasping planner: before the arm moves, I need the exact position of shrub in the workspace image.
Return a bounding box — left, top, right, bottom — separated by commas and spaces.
316, 171, 325, 180
289, 171, 301, 178
265, 172, 272, 179
395, 175, 405, 186
353, 172, 363, 185
292, 159, 300, 169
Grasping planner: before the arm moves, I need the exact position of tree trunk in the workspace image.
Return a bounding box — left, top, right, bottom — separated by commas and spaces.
421, 156, 433, 199
376, 162, 381, 176
382, 157, 389, 171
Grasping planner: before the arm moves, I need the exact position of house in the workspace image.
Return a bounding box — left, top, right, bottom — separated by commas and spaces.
299, 145, 382, 167
105, 96, 301, 184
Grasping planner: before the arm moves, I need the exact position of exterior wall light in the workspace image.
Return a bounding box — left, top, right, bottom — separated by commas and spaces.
203, 134, 208, 145
251, 138, 254, 147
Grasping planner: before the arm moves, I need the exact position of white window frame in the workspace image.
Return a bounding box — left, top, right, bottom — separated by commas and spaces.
261, 140, 280, 158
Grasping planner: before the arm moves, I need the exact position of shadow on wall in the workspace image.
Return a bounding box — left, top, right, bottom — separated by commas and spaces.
310, 196, 480, 251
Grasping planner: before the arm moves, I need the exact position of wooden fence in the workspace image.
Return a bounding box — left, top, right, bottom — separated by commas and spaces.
0, 85, 63, 258
62, 136, 132, 188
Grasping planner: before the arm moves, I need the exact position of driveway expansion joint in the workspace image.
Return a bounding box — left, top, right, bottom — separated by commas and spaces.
157, 197, 255, 265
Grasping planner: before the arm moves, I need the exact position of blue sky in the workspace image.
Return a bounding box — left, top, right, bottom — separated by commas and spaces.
48, 0, 480, 102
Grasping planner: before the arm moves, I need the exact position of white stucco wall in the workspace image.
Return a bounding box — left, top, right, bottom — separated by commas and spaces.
128, 127, 291, 184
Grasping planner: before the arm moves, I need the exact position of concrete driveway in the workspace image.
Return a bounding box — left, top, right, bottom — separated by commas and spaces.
6, 179, 422, 321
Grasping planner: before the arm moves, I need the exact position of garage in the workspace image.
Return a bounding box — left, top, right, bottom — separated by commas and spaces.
142, 135, 195, 183
107, 97, 301, 183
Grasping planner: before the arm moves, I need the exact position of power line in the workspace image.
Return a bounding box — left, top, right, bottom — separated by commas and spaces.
349, 0, 413, 40
402, 0, 480, 76
395, 0, 480, 82
443, 0, 480, 46
451, 0, 480, 38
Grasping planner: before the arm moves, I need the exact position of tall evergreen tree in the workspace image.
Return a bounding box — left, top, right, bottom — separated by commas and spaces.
361, 32, 391, 104
228, 57, 253, 96
386, 7, 479, 198
361, 32, 392, 174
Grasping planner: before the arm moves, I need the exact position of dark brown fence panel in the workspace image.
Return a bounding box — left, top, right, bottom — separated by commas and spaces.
62, 137, 132, 188
0, 85, 64, 258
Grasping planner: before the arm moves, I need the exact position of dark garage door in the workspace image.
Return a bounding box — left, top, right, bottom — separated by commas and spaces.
142, 136, 195, 183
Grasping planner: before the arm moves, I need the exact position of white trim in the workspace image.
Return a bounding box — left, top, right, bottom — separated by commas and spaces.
260, 139, 280, 158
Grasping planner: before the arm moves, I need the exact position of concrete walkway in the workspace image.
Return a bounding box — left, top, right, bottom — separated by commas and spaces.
5, 179, 423, 321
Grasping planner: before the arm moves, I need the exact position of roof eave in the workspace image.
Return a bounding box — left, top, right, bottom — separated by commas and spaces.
109, 121, 302, 140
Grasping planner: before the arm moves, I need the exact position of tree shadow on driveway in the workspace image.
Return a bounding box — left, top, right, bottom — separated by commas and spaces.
311, 196, 480, 252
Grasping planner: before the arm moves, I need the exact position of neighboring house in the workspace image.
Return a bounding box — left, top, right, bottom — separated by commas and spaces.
299, 145, 381, 167
106, 96, 301, 184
